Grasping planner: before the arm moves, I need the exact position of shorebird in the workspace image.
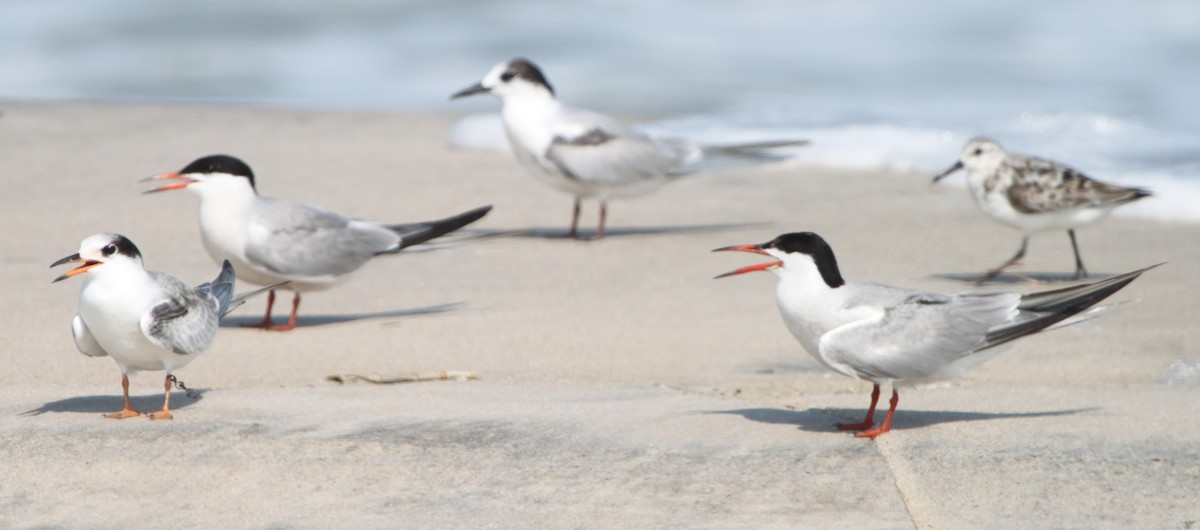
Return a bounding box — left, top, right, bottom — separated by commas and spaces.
144, 154, 491, 331
934, 137, 1151, 282
52, 233, 266, 419
715, 231, 1156, 438
451, 57, 804, 239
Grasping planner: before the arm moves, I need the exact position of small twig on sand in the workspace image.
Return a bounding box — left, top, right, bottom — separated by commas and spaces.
326, 371, 477, 385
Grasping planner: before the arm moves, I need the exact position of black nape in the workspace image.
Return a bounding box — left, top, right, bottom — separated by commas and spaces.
106, 234, 142, 260
763, 232, 845, 288
505, 58, 554, 96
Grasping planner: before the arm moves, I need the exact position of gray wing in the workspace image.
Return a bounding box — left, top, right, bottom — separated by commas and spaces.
71, 315, 109, 358
1004, 155, 1150, 214
244, 198, 400, 281
820, 286, 1020, 381
543, 108, 691, 185
139, 272, 219, 356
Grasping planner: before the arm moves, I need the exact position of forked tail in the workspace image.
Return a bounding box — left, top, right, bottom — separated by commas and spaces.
196, 260, 236, 316
196, 260, 288, 317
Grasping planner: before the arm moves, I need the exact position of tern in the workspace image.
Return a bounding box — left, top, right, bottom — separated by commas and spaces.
144, 154, 492, 331
52, 233, 267, 419
933, 137, 1151, 283
451, 57, 805, 239
715, 231, 1156, 438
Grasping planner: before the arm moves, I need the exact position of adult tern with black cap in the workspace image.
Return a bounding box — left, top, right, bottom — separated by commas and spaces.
715, 231, 1157, 438
144, 154, 492, 331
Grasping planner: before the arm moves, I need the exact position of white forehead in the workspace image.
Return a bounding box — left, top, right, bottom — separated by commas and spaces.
80, 233, 117, 252
962, 137, 1003, 157
482, 61, 512, 87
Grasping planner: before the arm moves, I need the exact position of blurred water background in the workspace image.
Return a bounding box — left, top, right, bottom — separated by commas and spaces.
2, 0, 1197, 220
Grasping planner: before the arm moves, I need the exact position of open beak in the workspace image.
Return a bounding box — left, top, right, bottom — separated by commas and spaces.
931, 161, 963, 184
450, 82, 490, 100
712, 244, 782, 279
140, 171, 196, 194
50, 253, 101, 283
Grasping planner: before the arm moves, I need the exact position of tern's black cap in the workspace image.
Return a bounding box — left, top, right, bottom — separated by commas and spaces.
179, 154, 256, 189
762, 232, 845, 288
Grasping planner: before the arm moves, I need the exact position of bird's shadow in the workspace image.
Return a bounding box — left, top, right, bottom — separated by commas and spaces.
219, 301, 466, 328
461, 222, 770, 241
21, 390, 208, 417
929, 271, 1106, 286
709, 406, 1099, 434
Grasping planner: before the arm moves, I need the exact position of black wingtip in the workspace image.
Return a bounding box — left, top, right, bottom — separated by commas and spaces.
392, 205, 493, 251
983, 263, 1161, 351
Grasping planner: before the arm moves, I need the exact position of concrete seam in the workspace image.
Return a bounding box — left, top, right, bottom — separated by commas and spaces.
875, 437, 937, 530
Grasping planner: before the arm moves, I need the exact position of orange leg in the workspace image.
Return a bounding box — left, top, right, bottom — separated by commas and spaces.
148, 375, 173, 420
266, 292, 301, 331
856, 390, 900, 439
242, 289, 277, 329
104, 374, 140, 419
837, 384, 881, 431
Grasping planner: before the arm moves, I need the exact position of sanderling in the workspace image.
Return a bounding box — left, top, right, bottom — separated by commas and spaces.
934, 137, 1151, 282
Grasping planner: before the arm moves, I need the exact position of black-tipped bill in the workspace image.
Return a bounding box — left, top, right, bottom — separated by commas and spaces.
712, 244, 782, 279
50, 253, 100, 283
932, 161, 964, 183
450, 82, 489, 100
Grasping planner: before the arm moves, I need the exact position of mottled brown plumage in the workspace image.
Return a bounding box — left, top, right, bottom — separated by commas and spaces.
1003, 156, 1150, 214
934, 137, 1151, 282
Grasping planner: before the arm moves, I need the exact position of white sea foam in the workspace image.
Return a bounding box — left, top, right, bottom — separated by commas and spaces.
4, 0, 1198, 222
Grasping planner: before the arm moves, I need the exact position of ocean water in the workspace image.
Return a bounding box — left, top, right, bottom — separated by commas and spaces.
3, 0, 1198, 221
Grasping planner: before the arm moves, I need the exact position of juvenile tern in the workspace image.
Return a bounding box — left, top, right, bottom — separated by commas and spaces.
52, 233, 260, 419
933, 137, 1151, 282
451, 57, 805, 239
715, 231, 1156, 438
144, 154, 492, 331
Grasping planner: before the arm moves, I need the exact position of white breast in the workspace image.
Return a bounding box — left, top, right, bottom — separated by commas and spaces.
197, 193, 291, 288
77, 275, 173, 373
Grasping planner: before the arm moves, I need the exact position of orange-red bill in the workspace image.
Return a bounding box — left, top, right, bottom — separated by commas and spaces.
140, 171, 195, 194
712, 243, 780, 278
714, 260, 781, 279
712, 243, 768, 255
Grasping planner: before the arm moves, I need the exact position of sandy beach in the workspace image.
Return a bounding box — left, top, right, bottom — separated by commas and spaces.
1, 102, 1198, 529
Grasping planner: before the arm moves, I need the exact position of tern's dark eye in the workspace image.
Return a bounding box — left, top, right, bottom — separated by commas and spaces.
973, 148, 983, 156
500, 71, 516, 82
101, 244, 117, 256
